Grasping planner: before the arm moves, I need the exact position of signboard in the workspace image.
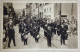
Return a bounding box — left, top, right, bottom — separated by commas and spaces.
61, 15, 67, 21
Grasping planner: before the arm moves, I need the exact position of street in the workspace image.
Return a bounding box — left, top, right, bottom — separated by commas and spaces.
3, 24, 78, 49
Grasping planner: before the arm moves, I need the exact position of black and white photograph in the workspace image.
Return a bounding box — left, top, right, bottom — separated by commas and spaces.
3, 3, 78, 49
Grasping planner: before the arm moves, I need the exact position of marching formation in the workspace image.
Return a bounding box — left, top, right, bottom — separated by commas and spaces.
3, 15, 76, 48
18, 15, 68, 47
3, 15, 69, 48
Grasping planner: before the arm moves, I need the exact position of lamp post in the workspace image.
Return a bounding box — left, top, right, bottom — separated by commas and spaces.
71, 3, 73, 16
71, 3, 73, 24
59, 3, 61, 26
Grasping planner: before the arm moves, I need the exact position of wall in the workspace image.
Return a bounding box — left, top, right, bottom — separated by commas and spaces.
43, 4, 54, 20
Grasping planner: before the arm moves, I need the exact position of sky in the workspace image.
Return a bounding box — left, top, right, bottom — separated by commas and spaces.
13, 3, 27, 9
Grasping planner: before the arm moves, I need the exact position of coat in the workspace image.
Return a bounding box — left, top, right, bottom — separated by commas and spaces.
60, 25, 66, 39
46, 27, 52, 38
8, 28, 15, 38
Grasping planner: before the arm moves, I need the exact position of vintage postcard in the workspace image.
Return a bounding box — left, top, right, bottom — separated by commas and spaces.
0, 0, 80, 52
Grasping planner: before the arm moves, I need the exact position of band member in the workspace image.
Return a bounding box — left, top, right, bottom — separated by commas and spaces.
29, 23, 33, 36
64, 22, 68, 39
46, 26, 52, 47
44, 24, 48, 37
23, 31, 29, 45
33, 26, 38, 42
60, 23, 66, 45
57, 24, 60, 36
8, 26, 16, 47
19, 22, 22, 33
36, 26, 40, 43
20, 27, 24, 42
54, 22, 57, 34
30, 28, 33, 36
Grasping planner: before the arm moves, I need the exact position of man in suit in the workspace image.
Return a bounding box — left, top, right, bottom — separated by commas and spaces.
8, 26, 16, 48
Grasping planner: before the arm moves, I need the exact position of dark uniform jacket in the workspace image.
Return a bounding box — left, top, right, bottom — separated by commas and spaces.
46, 27, 52, 38
8, 29, 15, 38
60, 25, 65, 39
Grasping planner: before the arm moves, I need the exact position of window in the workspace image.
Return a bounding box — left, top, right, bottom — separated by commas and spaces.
40, 4, 42, 6
35, 3, 38, 8
49, 15, 51, 18
44, 9, 46, 13
45, 3, 49, 5
50, 7, 51, 12
47, 8, 48, 12
45, 15, 46, 18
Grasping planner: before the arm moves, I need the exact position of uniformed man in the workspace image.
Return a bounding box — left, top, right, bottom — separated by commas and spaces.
46, 25, 52, 47
20, 27, 24, 42
64, 22, 68, 40
36, 25, 40, 43
57, 24, 60, 36
54, 22, 57, 34
23, 28, 29, 45
44, 24, 48, 37
33, 26, 39, 42
60, 23, 66, 45
8, 26, 16, 48
19, 22, 22, 33
29, 23, 33, 36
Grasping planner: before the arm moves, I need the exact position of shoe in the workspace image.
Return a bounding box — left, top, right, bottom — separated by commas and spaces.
66, 39, 68, 40
64, 44, 66, 45
8, 46, 10, 48
48, 45, 51, 47
14, 45, 16, 46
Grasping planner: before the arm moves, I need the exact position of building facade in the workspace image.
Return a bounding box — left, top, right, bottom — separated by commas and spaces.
31, 3, 55, 22
43, 3, 54, 22
54, 3, 77, 22
22, 3, 31, 17
31, 3, 39, 18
